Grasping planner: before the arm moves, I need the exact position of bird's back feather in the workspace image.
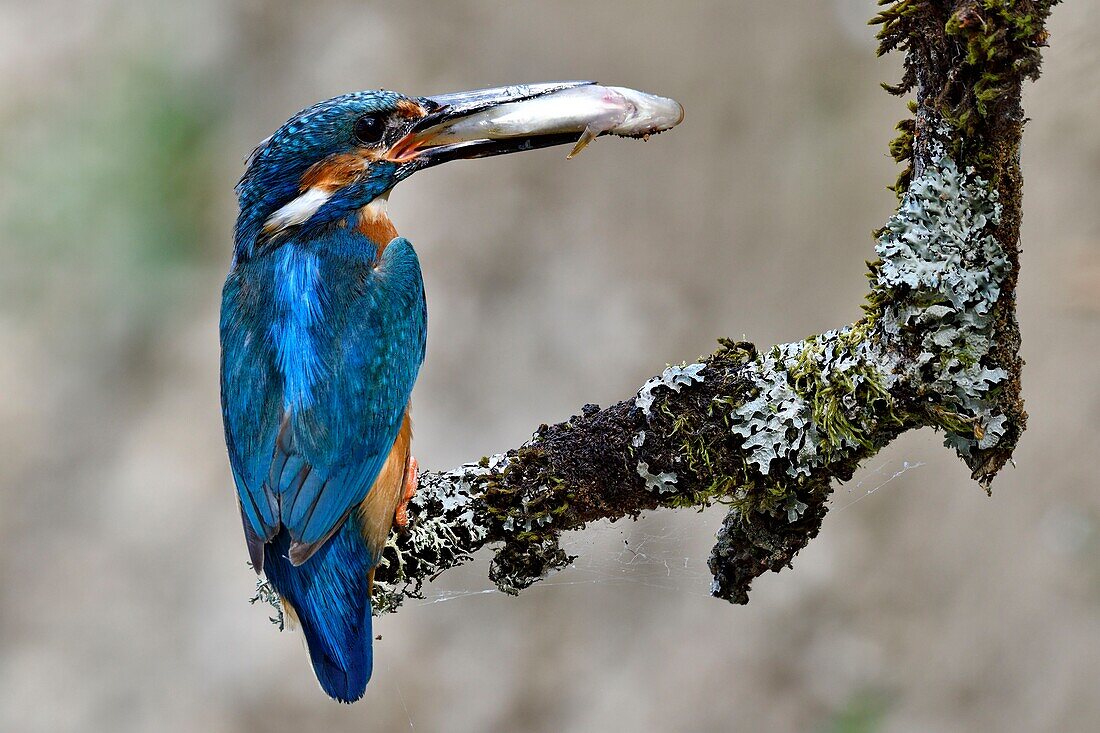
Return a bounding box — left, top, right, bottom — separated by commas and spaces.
221, 231, 426, 562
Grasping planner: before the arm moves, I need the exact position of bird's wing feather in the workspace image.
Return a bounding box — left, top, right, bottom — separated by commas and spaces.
221, 235, 426, 566
285, 236, 426, 550
221, 262, 284, 560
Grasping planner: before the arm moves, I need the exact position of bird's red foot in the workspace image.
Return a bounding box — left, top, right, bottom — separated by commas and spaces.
395, 456, 418, 529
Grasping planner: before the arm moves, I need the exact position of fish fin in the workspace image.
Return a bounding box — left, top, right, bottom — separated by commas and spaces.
567, 125, 600, 159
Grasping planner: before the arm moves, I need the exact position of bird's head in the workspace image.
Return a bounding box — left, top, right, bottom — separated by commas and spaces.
234, 81, 683, 259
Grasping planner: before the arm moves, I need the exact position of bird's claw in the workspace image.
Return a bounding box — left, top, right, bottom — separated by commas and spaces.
395, 456, 418, 529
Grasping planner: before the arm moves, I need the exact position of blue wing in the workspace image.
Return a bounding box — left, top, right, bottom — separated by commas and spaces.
221, 235, 426, 569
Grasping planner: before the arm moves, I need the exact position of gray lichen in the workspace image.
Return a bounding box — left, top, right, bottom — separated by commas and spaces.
728, 329, 895, 482
250, 576, 285, 631
725, 153, 1006, 486
784, 496, 810, 523
636, 461, 679, 494
721, 152, 1005, 512
729, 342, 825, 478
874, 155, 1008, 457
636, 362, 706, 415
372, 456, 501, 615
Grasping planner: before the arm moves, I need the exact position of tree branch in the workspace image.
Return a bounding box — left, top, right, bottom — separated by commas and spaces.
368, 0, 1061, 615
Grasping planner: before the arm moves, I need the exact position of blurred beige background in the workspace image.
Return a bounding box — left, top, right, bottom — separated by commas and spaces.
1, 2, 1098, 731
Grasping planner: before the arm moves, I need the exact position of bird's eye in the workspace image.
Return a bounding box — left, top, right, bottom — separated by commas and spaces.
353, 114, 386, 145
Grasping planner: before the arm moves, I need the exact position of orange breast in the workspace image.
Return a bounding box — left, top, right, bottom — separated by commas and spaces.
357, 205, 398, 254
356, 409, 412, 556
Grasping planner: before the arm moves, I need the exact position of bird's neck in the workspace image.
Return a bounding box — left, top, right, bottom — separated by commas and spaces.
356, 196, 398, 258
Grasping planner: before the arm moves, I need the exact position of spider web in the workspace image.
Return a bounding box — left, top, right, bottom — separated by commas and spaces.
411, 458, 925, 608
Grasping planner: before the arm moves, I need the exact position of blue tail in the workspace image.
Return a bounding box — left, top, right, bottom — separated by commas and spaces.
263, 519, 376, 703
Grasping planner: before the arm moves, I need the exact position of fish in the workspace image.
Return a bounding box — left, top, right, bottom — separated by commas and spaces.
406, 85, 685, 159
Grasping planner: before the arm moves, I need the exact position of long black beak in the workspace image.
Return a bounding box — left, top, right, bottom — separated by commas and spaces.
387, 81, 684, 168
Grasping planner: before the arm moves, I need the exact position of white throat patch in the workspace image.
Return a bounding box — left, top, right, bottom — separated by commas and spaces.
263, 187, 333, 234
362, 193, 390, 221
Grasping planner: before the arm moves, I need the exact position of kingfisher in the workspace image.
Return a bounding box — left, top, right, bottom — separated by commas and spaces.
221, 81, 683, 703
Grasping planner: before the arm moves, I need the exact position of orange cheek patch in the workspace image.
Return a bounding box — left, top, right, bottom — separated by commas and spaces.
395, 99, 426, 119
299, 151, 378, 191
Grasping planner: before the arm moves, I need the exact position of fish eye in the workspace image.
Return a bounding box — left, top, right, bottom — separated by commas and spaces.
353, 114, 386, 145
